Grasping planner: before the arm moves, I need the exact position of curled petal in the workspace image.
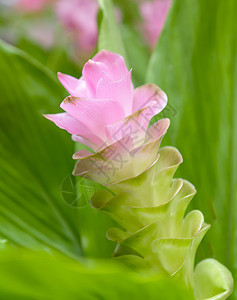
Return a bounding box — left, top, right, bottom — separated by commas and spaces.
61, 97, 124, 141
132, 83, 167, 114
96, 70, 133, 116
71, 135, 99, 151
105, 102, 166, 145
93, 50, 129, 81
43, 113, 103, 148
194, 259, 234, 300
73, 118, 170, 185
43, 112, 83, 134
73, 135, 132, 183
72, 149, 93, 159
82, 60, 113, 95
58, 72, 91, 98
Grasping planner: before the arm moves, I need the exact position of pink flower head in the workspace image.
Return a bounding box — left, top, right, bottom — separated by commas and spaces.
140, 0, 172, 48
15, 0, 48, 12
45, 50, 169, 184
56, 0, 98, 55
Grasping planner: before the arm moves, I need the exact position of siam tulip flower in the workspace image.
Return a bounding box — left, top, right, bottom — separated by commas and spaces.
26, 21, 56, 48
44, 49, 233, 299
56, 0, 98, 57
140, 0, 172, 48
56, 0, 121, 59
15, 0, 49, 12
45, 50, 168, 184
91, 146, 233, 298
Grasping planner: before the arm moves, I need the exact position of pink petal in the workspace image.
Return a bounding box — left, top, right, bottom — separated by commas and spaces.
124, 119, 170, 180
44, 112, 81, 134
58, 72, 78, 94
60, 97, 124, 141
73, 149, 93, 159
73, 135, 132, 184
72, 118, 170, 185
140, 0, 172, 47
56, 0, 98, 53
96, 70, 133, 116
71, 135, 99, 151
81, 50, 130, 99
132, 83, 167, 113
43, 113, 103, 148
93, 50, 129, 81
105, 102, 165, 145
16, 0, 47, 12
82, 60, 112, 96
147, 118, 170, 139
58, 72, 91, 98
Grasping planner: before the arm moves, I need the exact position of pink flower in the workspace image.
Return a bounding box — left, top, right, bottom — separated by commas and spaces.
15, 0, 49, 12
56, 0, 98, 55
140, 0, 172, 48
45, 50, 169, 184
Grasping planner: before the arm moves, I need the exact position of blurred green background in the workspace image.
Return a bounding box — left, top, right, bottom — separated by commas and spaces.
0, 0, 236, 298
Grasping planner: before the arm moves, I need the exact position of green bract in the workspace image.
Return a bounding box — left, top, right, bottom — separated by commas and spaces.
91, 146, 233, 299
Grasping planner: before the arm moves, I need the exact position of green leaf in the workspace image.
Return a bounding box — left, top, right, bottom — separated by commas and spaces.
0, 248, 193, 300
121, 24, 150, 86
113, 0, 141, 25
17, 38, 81, 77
97, 0, 128, 62
97, 0, 149, 86
146, 0, 237, 296
0, 39, 116, 259
0, 39, 82, 258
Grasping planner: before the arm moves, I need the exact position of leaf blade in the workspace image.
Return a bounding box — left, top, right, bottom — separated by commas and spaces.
0, 39, 82, 258
146, 0, 237, 296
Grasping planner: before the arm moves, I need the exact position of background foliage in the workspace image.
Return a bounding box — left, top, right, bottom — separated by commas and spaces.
146, 1, 237, 298
0, 0, 236, 298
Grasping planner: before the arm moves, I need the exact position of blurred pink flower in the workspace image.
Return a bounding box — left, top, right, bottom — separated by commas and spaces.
45, 50, 168, 184
140, 0, 172, 48
16, 0, 49, 12
26, 21, 56, 48
56, 0, 98, 55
